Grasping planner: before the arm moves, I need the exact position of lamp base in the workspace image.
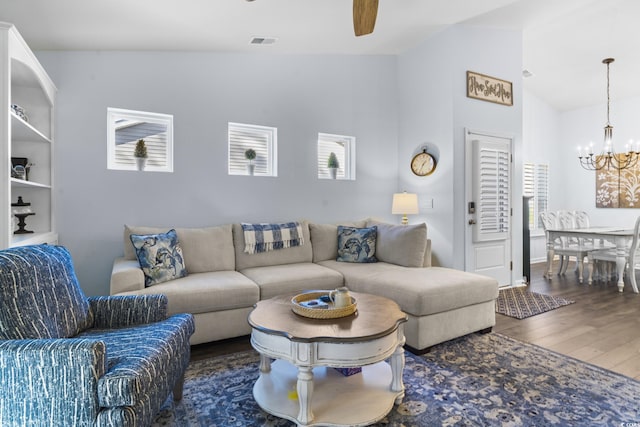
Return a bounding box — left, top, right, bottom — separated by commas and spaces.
401, 215, 408, 225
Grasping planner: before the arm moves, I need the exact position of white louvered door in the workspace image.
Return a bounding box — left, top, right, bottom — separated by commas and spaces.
464, 129, 513, 286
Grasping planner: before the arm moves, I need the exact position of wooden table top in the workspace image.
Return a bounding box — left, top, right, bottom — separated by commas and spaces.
248, 291, 407, 343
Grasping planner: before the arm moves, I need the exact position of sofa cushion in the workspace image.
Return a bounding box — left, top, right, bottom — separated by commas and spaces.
337, 225, 377, 263
366, 220, 427, 267
318, 261, 498, 317
0, 245, 93, 339
240, 262, 344, 300
309, 220, 367, 262
130, 229, 188, 286
115, 271, 259, 315
233, 221, 313, 270
124, 225, 235, 273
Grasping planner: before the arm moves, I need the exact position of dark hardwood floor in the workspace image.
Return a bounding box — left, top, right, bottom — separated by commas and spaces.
495, 261, 640, 379
191, 261, 640, 379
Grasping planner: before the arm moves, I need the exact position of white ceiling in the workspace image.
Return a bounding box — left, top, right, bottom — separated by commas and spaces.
1, 0, 638, 111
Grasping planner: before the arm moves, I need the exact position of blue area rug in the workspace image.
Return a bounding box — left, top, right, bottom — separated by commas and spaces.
152, 333, 640, 426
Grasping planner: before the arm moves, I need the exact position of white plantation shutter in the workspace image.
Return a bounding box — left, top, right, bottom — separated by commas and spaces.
228, 123, 277, 176
523, 162, 549, 230
317, 133, 355, 180
473, 139, 511, 242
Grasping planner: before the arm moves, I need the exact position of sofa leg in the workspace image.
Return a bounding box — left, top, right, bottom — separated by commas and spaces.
478, 327, 492, 334
404, 344, 431, 355
173, 374, 185, 401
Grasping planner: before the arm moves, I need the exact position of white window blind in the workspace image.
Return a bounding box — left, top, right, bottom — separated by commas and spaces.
228, 122, 277, 176
317, 133, 356, 180
107, 108, 173, 172
523, 162, 549, 230
473, 141, 510, 242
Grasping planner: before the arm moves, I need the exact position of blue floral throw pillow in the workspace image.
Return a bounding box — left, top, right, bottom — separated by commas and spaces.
337, 225, 378, 263
130, 229, 188, 286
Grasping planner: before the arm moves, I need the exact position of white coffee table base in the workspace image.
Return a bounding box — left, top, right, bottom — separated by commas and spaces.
251, 328, 405, 427
254, 359, 400, 427
248, 292, 408, 427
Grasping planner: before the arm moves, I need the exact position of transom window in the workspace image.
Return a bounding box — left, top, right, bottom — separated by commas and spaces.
107, 108, 173, 172
317, 133, 356, 180
228, 122, 277, 176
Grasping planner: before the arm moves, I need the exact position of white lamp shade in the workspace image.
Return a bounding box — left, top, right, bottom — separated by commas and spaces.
391, 192, 419, 215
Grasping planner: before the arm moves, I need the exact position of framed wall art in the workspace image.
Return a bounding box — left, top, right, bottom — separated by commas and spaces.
595, 156, 640, 208
466, 71, 513, 106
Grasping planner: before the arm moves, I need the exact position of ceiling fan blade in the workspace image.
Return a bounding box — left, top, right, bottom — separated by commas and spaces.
353, 0, 378, 36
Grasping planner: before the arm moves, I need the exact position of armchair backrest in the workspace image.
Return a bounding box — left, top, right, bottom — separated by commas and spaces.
0, 245, 93, 339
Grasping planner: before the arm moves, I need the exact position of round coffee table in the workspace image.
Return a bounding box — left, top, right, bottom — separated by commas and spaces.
248, 291, 407, 426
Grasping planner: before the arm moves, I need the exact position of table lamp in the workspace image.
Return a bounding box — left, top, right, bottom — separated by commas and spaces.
392, 192, 419, 225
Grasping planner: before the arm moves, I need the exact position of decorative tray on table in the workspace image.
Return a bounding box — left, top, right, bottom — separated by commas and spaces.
291, 290, 357, 319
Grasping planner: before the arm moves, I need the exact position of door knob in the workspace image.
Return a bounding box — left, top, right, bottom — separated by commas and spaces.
468, 219, 476, 225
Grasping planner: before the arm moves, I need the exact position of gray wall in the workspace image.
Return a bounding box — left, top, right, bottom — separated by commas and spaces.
37, 24, 524, 296
397, 26, 523, 278
37, 52, 399, 296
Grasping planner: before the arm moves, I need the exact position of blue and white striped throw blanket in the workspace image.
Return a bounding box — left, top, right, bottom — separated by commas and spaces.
241, 222, 305, 254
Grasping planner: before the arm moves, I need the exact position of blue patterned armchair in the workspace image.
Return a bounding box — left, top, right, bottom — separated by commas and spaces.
0, 245, 195, 426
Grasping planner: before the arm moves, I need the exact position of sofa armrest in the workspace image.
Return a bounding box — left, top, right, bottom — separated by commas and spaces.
423, 238, 432, 267
88, 295, 168, 329
0, 338, 107, 425
110, 257, 145, 294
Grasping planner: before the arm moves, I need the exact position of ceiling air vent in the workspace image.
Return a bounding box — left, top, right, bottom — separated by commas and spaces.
250, 36, 277, 45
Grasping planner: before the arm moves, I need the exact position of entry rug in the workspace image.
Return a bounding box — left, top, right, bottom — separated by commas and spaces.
152, 333, 640, 426
496, 287, 575, 319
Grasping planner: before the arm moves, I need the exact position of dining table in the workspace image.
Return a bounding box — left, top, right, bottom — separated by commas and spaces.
544, 226, 637, 293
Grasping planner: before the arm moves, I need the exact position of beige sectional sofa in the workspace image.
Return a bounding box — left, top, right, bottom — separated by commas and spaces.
110, 219, 498, 353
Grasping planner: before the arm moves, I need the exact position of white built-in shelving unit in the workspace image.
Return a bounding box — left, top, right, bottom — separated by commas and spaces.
0, 22, 57, 248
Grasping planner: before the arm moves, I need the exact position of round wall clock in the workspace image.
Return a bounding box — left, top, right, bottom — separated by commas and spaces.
410, 149, 436, 176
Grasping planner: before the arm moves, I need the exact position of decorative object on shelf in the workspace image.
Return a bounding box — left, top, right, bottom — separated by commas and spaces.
327, 152, 339, 179
392, 191, 419, 225
11, 196, 35, 234
11, 157, 32, 181
578, 58, 640, 171
10, 104, 28, 122
410, 148, 436, 176
134, 138, 148, 171
244, 148, 256, 176
466, 70, 513, 106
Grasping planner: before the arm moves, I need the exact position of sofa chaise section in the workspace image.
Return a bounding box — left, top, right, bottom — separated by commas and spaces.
317, 260, 498, 351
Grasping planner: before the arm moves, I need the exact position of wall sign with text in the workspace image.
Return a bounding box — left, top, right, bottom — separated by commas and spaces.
466, 71, 513, 106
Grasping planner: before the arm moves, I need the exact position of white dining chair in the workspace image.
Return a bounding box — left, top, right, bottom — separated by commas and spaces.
540, 211, 591, 282
587, 216, 640, 293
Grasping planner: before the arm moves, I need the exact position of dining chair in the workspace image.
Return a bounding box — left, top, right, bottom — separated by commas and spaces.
574, 210, 614, 277
540, 211, 591, 282
587, 216, 640, 293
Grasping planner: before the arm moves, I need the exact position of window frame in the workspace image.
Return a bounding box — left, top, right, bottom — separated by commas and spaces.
228, 122, 278, 177
107, 108, 174, 173
317, 132, 356, 180
523, 162, 549, 231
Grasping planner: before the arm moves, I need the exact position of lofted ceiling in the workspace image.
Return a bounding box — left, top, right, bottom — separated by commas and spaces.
0, 0, 638, 111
